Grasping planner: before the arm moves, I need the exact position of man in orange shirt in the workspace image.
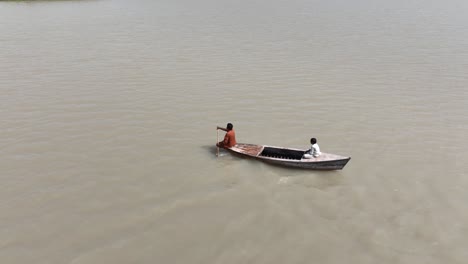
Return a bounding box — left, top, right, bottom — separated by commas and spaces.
216, 123, 237, 148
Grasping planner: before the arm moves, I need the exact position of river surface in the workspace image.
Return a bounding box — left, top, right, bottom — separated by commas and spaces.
1, 0, 468, 263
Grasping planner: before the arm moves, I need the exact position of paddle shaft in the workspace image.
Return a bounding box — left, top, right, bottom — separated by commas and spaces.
216, 128, 219, 157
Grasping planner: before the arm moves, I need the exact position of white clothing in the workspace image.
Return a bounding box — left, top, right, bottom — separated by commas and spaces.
303, 143, 321, 159
311, 143, 321, 157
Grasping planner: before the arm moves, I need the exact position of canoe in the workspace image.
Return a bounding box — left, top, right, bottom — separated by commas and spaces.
226, 143, 351, 170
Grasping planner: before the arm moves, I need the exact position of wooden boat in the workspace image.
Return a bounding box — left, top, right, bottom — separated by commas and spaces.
226, 143, 350, 170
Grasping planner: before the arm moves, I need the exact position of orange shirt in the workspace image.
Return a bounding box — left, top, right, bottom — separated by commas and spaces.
223, 129, 237, 148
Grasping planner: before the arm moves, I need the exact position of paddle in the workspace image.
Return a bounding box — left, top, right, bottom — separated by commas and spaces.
216, 127, 219, 157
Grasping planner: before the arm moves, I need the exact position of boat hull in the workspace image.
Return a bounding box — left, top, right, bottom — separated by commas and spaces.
225, 143, 350, 170
257, 156, 350, 170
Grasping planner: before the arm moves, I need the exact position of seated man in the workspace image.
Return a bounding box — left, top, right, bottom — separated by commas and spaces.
216, 123, 237, 148
303, 137, 321, 159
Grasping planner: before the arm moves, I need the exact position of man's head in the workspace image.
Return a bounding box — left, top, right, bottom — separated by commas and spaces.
227, 123, 233, 130
310, 138, 317, 144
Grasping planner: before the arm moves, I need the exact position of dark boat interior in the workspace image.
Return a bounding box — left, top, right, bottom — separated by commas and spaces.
260, 147, 304, 160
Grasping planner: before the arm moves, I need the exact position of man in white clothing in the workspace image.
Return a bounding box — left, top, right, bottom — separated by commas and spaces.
303, 138, 321, 159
